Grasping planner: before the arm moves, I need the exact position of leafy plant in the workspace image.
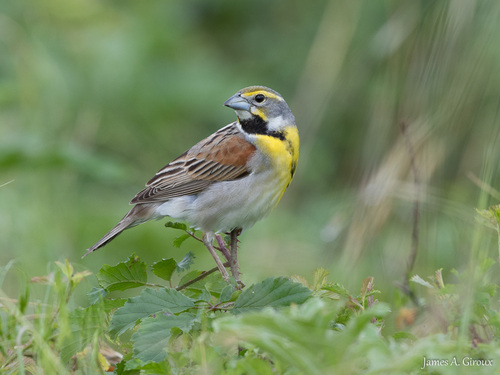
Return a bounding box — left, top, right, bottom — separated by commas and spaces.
0, 260, 108, 374
2, 217, 500, 374
96, 252, 311, 371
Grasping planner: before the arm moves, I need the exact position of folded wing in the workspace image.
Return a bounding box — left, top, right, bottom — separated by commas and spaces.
131, 123, 256, 204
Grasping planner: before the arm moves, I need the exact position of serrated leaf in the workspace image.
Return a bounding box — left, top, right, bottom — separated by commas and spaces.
321, 282, 351, 298
97, 255, 147, 292
173, 234, 191, 248
109, 288, 195, 339
152, 258, 177, 282
176, 252, 195, 272
88, 287, 106, 305
312, 268, 330, 290
232, 277, 311, 314
165, 221, 188, 231
132, 313, 196, 362
290, 274, 310, 288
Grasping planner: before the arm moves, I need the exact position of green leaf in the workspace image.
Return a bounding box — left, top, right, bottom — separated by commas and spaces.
232, 277, 311, 314
173, 234, 191, 248
176, 269, 226, 295
178, 270, 202, 288
97, 255, 148, 292
393, 331, 417, 342
88, 287, 106, 305
230, 356, 275, 375
109, 288, 195, 339
220, 285, 234, 302
214, 298, 333, 374
152, 258, 177, 282
321, 282, 351, 298
195, 288, 212, 302
19, 284, 29, 314
312, 268, 330, 290
165, 221, 188, 231
59, 304, 106, 363
124, 358, 171, 373
176, 252, 195, 272
104, 298, 126, 313
132, 313, 196, 362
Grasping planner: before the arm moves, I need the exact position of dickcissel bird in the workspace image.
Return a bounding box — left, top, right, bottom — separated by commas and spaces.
84, 86, 299, 285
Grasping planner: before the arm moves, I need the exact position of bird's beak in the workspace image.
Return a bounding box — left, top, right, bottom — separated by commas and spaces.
224, 93, 251, 111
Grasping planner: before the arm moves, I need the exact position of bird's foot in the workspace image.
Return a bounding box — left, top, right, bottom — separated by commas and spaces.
203, 233, 230, 282
214, 230, 244, 289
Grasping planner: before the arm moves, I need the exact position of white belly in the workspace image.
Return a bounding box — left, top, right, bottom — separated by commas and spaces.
155, 170, 286, 233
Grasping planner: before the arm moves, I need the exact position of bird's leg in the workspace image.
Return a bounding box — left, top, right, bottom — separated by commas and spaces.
215, 234, 231, 261
230, 228, 245, 289
203, 232, 230, 282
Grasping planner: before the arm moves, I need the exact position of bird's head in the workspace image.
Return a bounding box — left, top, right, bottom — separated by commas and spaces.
224, 86, 295, 136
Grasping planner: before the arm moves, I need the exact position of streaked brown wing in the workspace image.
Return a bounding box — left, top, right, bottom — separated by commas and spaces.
130, 123, 256, 204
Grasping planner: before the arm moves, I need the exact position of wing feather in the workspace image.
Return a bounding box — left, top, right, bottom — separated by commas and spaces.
130, 123, 256, 204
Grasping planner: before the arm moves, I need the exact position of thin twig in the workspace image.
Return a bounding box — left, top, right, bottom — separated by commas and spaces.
400, 121, 420, 305
207, 301, 234, 311
183, 230, 204, 243
183, 230, 225, 253
176, 262, 230, 291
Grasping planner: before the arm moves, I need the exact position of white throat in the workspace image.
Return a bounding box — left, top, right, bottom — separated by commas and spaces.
266, 115, 286, 132
235, 110, 253, 120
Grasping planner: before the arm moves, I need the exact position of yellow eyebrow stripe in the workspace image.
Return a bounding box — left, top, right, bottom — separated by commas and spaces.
242, 90, 283, 101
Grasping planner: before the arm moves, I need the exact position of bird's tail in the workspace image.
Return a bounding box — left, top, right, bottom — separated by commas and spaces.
82, 204, 156, 258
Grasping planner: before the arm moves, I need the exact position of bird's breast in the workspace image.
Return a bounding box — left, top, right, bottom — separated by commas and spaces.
253, 126, 299, 190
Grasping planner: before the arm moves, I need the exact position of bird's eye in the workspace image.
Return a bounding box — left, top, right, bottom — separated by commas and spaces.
255, 94, 266, 103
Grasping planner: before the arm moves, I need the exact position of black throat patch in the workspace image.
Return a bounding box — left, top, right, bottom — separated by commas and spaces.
239, 116, 285, 140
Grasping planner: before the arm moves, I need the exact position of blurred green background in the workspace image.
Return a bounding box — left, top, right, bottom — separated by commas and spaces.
2, 0, 500, 300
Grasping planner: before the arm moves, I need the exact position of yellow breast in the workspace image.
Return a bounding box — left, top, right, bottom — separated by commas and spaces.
254, 126, 299, 203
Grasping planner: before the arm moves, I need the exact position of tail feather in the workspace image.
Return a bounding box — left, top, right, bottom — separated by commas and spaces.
82, 204, 157, 258
82, 220, 131, 258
